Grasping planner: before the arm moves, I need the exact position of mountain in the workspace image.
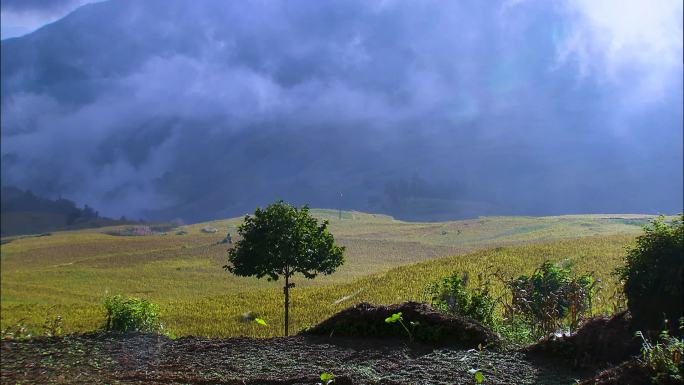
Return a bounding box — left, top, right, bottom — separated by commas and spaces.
0, 186, 129, 236
1, 0, 682, 222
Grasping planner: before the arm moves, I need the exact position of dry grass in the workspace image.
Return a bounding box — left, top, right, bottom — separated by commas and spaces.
1, 211, 657, 337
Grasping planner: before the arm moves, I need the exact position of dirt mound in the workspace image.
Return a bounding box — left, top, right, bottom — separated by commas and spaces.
524, 311, 640, 369
301, 301, 499, 348
578, 358, 652, 385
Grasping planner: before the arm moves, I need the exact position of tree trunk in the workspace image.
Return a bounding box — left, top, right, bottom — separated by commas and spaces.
284, 273, 290, 336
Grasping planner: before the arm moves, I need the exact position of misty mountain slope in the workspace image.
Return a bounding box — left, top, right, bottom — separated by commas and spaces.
1, 0, 682, 222
0, 186, 133, 236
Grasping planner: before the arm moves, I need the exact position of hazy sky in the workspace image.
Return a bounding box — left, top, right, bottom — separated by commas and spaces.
1, 0, 682, 221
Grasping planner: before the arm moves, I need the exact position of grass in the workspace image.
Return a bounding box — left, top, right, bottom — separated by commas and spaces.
0, 210, 663, 338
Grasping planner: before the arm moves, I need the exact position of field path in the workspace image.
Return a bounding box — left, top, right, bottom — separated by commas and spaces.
1, 332, 589, 384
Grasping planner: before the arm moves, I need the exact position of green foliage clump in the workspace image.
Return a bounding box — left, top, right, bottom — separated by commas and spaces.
319, 372, 336, 385
493, 315, 535, 347
103, 295, 163, 332
426, 263, 596, 343
506, 260, 595, 337
616, 215, 683, 330
427, 272, 498, 328
637, 322, 684, 384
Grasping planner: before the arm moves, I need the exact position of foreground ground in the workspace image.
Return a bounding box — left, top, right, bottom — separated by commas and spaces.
1, 332, 589, 385
1, 211, 656, 337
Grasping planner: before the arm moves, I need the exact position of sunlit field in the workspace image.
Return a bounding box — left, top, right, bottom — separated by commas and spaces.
0, 210, 658, 337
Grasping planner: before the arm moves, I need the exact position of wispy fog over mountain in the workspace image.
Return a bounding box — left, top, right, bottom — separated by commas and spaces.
1, 0, 682, 222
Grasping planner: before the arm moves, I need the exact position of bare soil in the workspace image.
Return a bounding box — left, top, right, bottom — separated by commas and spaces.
524, 311, 640, 370
5, 305, 656, 384
577, 359, 652, 385
2, 332, 589, 384
302, 302, 499, 349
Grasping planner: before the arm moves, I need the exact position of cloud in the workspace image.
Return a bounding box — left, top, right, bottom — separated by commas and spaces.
1, 0, 682, 221
554, 0, 683, 102
1, 0, 83, 13
1, 0, 100, 38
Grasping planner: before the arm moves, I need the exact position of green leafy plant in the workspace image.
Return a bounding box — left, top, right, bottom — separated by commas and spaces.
319, 372, 335, 384
224, 201, 345, 336
474, 370, 484, 384
385, 312, 414, 342
467, 343, 487, 384
103, 294, 163, 332
502, 260, 596, 338
427, 272, 498, 328
427, 270, 538, 346
492, 315, 535, 347
468, 368, 484, 384
636, 321, 684, 384
616, 215, 683, 331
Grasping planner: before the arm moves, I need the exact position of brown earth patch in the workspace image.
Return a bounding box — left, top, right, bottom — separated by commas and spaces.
577, 358, 652, 385
523, 311, 640, 369
301, 301, 499, 349
0, 332, 584, 384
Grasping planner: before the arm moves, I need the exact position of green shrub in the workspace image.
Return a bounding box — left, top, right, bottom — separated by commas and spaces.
494, 315, 535, 347
427, 272, 498, 328
637, 321, 684, 384
103, 295, 163, 332
616, 215, 683, 331
506, 260, 595, 337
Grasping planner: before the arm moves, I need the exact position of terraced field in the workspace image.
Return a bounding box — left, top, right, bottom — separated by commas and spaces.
0, 210, 660, 337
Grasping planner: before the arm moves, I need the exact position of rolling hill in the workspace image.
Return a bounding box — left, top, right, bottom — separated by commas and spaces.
0, 210, 660, 337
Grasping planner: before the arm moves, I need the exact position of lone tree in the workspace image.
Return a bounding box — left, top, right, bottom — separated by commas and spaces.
224, 201, 345, 336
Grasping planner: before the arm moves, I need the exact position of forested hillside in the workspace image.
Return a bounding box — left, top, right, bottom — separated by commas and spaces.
1, 187, 129, 236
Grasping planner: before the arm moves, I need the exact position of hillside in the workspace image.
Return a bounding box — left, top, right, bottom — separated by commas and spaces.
0, 211, 657, 337
0, 187, 130, 236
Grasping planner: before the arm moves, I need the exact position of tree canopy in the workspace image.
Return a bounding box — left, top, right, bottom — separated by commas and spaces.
224, 201, 345, 335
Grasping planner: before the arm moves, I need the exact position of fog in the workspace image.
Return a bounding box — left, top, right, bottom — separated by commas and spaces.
1, 0, 682, 222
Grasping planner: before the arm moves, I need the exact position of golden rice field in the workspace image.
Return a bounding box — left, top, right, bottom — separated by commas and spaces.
0, 210, 659, 338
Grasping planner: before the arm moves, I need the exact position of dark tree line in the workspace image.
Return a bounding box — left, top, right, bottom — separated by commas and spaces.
1, 186, 101, 224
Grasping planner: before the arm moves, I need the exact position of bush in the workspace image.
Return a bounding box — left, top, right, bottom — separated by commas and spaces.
103, 295, 163, 332
494, 315, 536, 347
505, 260, 596, 337
637, 321, 684, 384
427, 272, 498, 328
616, 215, 683, 331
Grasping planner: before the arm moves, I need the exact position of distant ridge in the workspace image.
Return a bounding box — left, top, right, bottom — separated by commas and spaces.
1, 186, 131, 236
